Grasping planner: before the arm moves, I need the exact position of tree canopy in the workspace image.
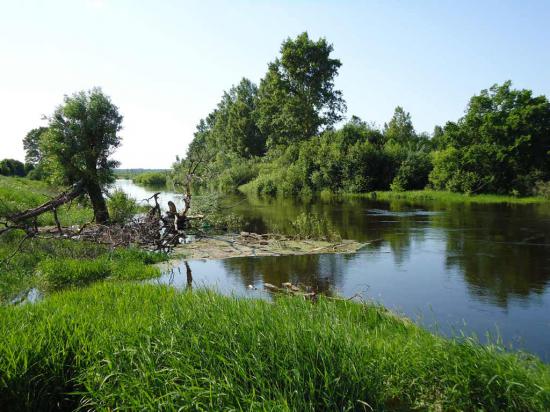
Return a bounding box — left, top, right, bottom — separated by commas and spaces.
430, 81, 550, 194
0, 159, 26, 177
256, 32, 346, 148
41, 88, 123, 223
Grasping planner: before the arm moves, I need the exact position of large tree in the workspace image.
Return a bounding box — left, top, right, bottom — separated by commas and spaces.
430, 81, 550, 194
210, 78, 265, 158
256, 32, 346, 148
22, 127, 48, 166
41, 88, 123, 223
384, 106, 416, 144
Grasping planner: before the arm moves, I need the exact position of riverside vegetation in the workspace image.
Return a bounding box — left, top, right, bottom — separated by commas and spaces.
172, 33, 550, 202
2, 32, 550, 410
1, 283, 550, 411
1, 174, 550, 411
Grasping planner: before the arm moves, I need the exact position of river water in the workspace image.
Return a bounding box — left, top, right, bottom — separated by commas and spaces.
115, 179, 550, 361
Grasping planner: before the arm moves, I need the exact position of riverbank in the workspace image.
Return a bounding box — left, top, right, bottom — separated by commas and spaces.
350, 190, 550, 204
1, 282, 549, 411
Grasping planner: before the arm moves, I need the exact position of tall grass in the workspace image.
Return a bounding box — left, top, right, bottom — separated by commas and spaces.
0, 175, 93, 226
0, 283, 548, 411
0, 229, 166, 302
276, 212, 342, 241
358, 189, 549, 204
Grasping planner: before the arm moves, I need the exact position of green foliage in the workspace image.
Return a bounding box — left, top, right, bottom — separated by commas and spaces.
534, 180, 550, 199
213, 78, 265, 158
384, 106, 416, 144
41, 88, 123, 187
216, 160, 259, 192
0, 159, 26, 177
430, 81, 550, 195
281, 212, 341, 241
41, 88, 123, 223
107, 189, 139, 224
36, 253, 161, 291
257, 32, 346, 148
175, 32, 550, 200
132, 171, 168, 186
391, 151, 433, 191
0, 283, 548, 410
22, 127, 48, 166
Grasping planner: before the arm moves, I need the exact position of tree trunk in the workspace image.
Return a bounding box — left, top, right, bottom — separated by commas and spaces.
87, 182, 109, 224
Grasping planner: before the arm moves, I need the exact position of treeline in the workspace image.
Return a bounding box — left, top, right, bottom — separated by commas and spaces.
175, 32, 550, 197
0, 159, 30, 177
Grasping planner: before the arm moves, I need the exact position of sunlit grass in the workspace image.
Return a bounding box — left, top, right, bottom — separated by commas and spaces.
0, 175, 93, 226
355, 190, 549, 204
0, 283, 548, 411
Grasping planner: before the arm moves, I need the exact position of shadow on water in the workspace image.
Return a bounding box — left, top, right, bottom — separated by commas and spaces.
118, 180, 550, 361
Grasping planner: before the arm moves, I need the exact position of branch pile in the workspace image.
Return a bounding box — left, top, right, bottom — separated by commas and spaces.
1, 186, 200, 253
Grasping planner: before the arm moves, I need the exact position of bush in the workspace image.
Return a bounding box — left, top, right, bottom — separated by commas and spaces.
108, 189, 139, 224
281, 212, 341, 241
391, 152, 432, 191
534, 180, 550, 199
133, 171, 168, 186
217, 161, 259, 191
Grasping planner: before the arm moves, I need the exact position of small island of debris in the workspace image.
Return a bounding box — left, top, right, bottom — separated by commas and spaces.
172, 232, 367, 260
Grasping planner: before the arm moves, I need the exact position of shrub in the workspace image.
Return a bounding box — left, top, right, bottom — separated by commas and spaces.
281, 212, 341, 241
133, 171, 168, 186
217, 161, 259, 191
534, 180, 550, 199
108, 189, 139, 224
391, 152, 432, 191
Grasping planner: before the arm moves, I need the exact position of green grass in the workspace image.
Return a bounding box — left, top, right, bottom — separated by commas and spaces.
0, 283, 548, 411
352, 189, 549, 205
0, 175, 93, 226
36, 248, 164, 291
0, 230, 166, 302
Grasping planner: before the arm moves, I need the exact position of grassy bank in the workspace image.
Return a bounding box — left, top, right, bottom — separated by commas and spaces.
0, 176, 93, 226
0, 176, 166, 303
364, 190, 549, 204
0, 283, 549, 411
239, 180, 550, 205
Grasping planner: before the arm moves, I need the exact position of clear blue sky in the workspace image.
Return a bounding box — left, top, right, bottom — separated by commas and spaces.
2, 0, 549, 168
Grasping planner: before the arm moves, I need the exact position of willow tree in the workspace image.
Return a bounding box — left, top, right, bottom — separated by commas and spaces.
41, 88, 123, 224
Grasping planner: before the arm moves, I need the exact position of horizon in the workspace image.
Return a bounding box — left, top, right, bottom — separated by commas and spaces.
2, 0, 550, 168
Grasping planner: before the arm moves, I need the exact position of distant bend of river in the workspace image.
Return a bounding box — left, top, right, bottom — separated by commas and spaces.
114, 179, 550, 361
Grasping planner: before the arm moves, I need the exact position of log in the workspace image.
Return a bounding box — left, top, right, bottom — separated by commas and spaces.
7, 181, 85, 224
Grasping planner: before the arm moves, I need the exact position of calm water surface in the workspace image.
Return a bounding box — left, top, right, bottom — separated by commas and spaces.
115, 179, 550, 361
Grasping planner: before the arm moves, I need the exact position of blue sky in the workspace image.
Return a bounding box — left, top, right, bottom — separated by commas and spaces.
2, 0, 549, 168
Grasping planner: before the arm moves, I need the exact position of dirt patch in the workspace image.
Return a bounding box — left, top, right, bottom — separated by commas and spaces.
172, 232, 367, 260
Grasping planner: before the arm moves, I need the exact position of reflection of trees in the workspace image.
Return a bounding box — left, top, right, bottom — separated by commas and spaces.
225, 194, 550, 308
222, 253, 356, 294
437, 203, 550, 307
229, 194, 430, 249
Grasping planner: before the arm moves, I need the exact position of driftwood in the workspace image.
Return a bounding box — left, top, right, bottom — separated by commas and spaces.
7, 181, 85, 224
0, 174, 205, 254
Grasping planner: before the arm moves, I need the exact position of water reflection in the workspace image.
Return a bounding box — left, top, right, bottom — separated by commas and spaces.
116, 180, 550, 360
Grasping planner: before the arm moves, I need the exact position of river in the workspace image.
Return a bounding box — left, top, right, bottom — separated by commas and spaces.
114, 179, 550, 361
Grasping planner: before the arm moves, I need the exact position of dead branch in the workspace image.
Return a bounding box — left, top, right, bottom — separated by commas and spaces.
6, 181, 85, 224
